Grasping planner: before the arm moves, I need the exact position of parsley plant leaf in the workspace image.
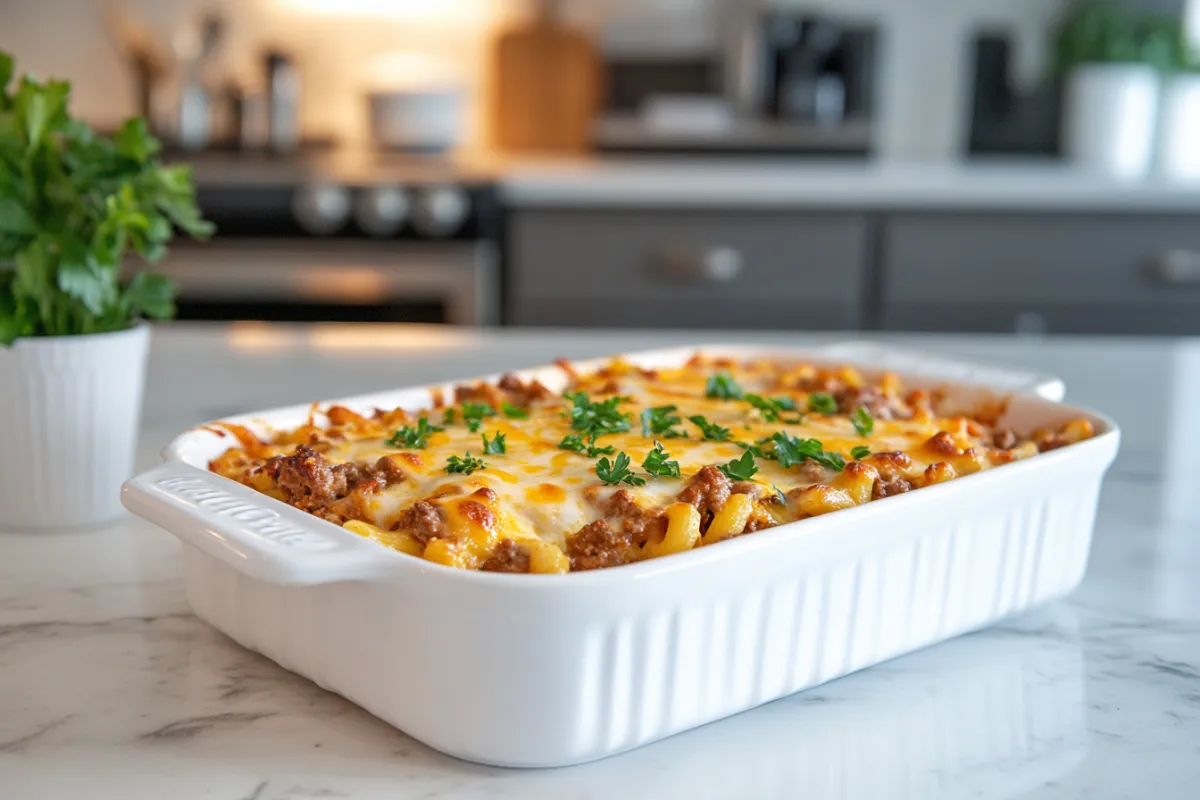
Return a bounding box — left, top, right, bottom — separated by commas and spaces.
385, 417, 444, 449
641, 404, 685, 438
461, 402, 496, 433
706, 372, 744, 400
445, 453, 486, 475
851, 407, 875, 437
596, 452, 646, 486
718, 450, 759, 481
851, 445, 872, 460
482, 431, 507, 455
745, 393, 802, 423
642, 441, 681, 478
807, 393, 839, 415
500, 402, 529, 419
688, 415, 732, 442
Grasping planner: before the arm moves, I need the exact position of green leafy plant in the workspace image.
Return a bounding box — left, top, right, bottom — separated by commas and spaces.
1053, 1, 1190, 73
0, 51, 213, 345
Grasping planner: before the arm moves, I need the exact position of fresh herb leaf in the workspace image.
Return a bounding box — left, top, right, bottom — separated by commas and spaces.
500, 402, 529, 419
734, 440, 767, 458
565, 391, 632, 437
706, 372, 744, 400
445, 453, 486, 475
807, 393, 839, 415
745, 393, 801, 423
121, 270, 174, 319
688, 415, 732, 442
596, 452, 646, 486
642, 441, 681, 478
442, 408, 457, 425
482, 431, 507, 455
641, 404, 685, 438
718, 450, 759, 481
851, 445, 872, 460
559, 433, 615, 457
461, 402, 496, 433
773, 484, 788, 505
851, 407, 874, 437
0, 56, 212, 345
385, 417, 444, 449
768, 432, 846, 471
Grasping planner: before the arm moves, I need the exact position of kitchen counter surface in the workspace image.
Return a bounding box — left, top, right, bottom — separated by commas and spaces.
2, 324, 1199, 799
500, 158, 1200, 211
185, 149, 1200, 213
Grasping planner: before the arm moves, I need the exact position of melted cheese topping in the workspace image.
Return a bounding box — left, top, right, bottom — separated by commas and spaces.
208, 356, 1095, 574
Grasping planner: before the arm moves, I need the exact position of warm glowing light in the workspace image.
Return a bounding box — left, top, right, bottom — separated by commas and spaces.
308, 324, 476, 351
273, 0, 491, 19
227, 322, 300, 353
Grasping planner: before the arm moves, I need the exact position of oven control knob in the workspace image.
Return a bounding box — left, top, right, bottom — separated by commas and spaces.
411, 185, 469, 238
292, 183, 351, 235
354, 186, 409, 237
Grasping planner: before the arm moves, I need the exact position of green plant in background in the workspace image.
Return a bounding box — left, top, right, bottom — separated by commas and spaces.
1053, 0, 1192, 73
0, 50, 213, 346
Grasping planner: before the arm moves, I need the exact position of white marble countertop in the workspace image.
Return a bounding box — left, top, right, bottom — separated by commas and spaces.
500, 159, 1200, 212
187, 149, 1200, 212
2, 324, 1199, 799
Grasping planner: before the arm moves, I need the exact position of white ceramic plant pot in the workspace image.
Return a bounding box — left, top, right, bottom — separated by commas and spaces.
1155, 73, 1200, 181
1063, 64, 1160, 179
0, 324, 150, 530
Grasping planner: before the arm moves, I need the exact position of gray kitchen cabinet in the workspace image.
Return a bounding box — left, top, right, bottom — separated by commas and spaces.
880, 213, 1200, 334
507, 209, 868, 329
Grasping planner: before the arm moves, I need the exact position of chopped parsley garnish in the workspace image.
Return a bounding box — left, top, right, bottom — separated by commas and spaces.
688, 415, 732, 442
851, 445, 872, 460
462, 402, 496, 433
851, 407, 874, 437
773, 484, 788, 505
442, 408, 457, 425
807, 393, 839, 415
706, 372, 744, 400
500, 402, 529, 419
596, 452, 646, 486
718, 450, 759, 481
641, 404, 685, 438
565, 391, 632, 437
445, 453, 486, 475
482, 431, 507, 455
385, 417, 444, 449
559, 433, 616, 458
745, 393, 801, 423
642, 441, 681, 478
767, 432, 846, 471
734, 440, 768, 458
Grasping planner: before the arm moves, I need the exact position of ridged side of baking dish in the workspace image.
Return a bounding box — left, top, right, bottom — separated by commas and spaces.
123, 343, 1118, 767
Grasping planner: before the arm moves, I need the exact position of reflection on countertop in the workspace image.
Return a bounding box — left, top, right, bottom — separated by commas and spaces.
1, 324, 1198, 799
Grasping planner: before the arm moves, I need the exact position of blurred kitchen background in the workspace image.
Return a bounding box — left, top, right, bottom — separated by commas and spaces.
4, 0, 1200, 333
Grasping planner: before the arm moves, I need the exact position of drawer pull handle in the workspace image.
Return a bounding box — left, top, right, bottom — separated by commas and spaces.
1152, 250, 1200, 285
649, 247, 744, 283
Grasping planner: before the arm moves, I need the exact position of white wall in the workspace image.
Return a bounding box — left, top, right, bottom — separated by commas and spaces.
0, 0, 1070, 159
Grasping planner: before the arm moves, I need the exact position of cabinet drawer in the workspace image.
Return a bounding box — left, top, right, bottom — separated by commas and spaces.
882, 213, 1200, 306
509, 209, 868, 306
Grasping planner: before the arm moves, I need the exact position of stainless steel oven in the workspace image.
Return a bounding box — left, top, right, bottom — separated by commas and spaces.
162, 172, 502, 325
160, 239, 497, 325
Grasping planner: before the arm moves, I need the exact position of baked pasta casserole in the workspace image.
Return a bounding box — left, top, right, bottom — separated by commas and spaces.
208, 355, 1096, 574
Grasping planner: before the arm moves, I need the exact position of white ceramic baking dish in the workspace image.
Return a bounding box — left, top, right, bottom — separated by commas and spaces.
121, 343, 1119, 768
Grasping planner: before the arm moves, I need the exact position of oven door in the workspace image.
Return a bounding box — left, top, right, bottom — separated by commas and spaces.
156, 239, 498, 325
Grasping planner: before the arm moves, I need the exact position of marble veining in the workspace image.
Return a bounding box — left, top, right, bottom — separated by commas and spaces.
2, 326, 1200, 799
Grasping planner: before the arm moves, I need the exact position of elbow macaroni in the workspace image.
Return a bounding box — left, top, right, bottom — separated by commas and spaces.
210, 354, 1100, 574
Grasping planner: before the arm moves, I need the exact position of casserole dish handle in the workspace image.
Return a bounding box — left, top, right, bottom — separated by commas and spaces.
810, 341, 1066, 402
122, 463, 388, 585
